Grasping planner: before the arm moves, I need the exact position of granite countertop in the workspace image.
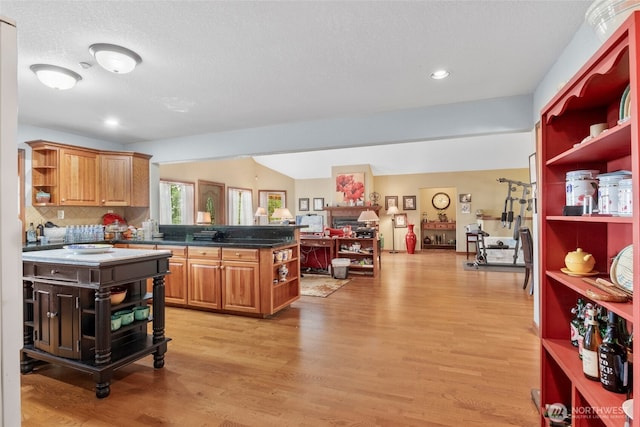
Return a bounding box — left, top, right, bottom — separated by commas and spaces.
23, 238, 296, 252
22, 247, 172, 266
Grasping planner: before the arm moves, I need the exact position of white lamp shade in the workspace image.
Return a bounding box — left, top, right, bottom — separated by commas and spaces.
357, 209, 380, 222
272, 208, 293, 219
30, 64, 81, 90
254, 207, 267, 216
387, 206, 400, 215
196, 211, 212, 224
89, 43, 142, 74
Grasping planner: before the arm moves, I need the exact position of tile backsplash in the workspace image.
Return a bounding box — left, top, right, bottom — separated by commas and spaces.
25, 206, 149, 229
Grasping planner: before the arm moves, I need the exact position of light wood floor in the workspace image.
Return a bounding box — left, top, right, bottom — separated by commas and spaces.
21, 251, 540, 426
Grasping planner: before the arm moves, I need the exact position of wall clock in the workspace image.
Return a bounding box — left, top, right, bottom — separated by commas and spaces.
432, 192, 450, 210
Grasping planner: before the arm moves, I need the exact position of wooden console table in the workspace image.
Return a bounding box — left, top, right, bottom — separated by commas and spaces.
21, 247, 171, 398
422, 221, 456, 250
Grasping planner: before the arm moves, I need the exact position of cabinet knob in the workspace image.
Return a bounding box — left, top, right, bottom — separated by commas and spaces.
50, 269, 58, 275
235, 252, 240, 257
46, 311, 57, 318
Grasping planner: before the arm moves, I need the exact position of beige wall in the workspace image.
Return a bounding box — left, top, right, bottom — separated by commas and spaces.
160, 158, 296, 219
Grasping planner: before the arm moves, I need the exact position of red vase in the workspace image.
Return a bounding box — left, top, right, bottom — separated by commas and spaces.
405, 224, 417, 254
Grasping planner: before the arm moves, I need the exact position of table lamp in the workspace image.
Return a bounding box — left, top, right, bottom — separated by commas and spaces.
196, 211, 212, 224
272, 207, 293, 224
357, 209, 380, 227
254, 207, 268, 225
386, 206, 400, 253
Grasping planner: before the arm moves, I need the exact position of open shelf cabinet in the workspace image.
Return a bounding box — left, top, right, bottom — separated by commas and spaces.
539, 11, 640, 427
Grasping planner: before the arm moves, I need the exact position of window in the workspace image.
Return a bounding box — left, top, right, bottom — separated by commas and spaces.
159, 180, 195, 224
228, 187, 253, 225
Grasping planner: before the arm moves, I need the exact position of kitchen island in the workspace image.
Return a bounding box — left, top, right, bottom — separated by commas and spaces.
21, 247, 172, 398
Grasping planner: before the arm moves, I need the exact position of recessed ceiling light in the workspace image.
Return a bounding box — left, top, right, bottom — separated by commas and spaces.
89, 43, 142, 74
30, 64, 82, 90
104, 118, 119, 127
430, 69, 450, 80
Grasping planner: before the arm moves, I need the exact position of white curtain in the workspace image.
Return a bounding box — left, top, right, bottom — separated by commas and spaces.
228, 188, 253, 225
159, 181, 195, 224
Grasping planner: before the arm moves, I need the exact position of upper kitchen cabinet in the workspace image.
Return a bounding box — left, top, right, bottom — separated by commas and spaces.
26, 140, 151, 207
59, 146, 99, 206
100, 152, 151, 207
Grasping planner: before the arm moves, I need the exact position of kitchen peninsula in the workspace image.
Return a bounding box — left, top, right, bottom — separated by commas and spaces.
21, 247, 172, 398
23, 225, 303, 318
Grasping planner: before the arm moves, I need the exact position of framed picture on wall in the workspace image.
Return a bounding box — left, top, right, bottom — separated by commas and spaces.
299, 198, 309, 211
313, 197, 324, 211
394, 213, 407, 228
385, 196, 398, 211
402, 195, 416, 210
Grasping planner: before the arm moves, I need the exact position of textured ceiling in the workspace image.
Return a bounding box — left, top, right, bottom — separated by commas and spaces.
3, 0, 593, 177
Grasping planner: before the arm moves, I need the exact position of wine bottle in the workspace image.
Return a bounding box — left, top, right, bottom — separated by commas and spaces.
582, 308, 602, 381
26, 222, 37, 243
599, 312, 629, 393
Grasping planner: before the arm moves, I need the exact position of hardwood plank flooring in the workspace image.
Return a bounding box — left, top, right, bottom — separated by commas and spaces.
21, 251, 540, 426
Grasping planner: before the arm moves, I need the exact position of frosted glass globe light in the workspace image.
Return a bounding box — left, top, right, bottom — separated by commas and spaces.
89, 43, 142, 74
30, 64, 82, 90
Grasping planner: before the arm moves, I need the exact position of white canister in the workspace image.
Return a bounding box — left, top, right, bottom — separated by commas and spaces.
566, 170, 599, 207
618, 178, 633, 217
598, 173, 631, 215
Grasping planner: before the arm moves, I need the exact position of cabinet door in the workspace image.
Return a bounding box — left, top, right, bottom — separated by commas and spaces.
100, 154, 131, 206
221, 261, 260, 313
166, 256, 187, 305
187, 259, 221, 309
130, 154, 150, 207
59, 148, 99, 206
33, 284, 79, 359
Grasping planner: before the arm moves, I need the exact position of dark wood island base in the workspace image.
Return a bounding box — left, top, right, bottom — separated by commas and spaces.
21, 248, 172, 398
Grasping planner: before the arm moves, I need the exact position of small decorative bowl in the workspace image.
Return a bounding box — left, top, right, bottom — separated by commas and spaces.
133, 305, 150, 321
110, 287, 127, 305
114, 309, 134, 326
110, 314, 122, 331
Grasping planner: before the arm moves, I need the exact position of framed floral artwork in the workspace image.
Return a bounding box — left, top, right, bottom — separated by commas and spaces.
299, 198, 309, 211
313, 198, 324, 211
394, 213, 407, 228
335, 172, 365, 204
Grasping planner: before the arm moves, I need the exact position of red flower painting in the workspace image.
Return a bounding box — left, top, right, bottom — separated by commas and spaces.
335, 173, 365, 203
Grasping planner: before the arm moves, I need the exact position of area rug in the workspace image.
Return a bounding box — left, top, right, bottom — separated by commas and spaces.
300, 274, 350, 297
462, 261, 525, 273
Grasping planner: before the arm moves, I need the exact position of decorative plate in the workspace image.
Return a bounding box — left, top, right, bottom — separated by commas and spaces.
611, 244, 633, 294
623, 399, 633, 420
560, 267, 599, 277
63, 244, 114, 254
620, 84, 630, 120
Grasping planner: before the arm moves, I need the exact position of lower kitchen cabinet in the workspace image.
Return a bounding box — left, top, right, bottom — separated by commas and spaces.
221, 248, 260, 314
163, 246, 188, 306
32, 283, 80, 359
187, 246, 222, 310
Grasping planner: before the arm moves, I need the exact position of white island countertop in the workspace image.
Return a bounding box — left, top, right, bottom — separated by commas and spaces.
22, 247, 172, 267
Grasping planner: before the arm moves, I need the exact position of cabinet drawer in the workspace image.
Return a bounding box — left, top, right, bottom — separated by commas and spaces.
161, 245, 187, 258
301, 239, 332, 248
27, 263, 80, 282
187, 246, 221, 260
222, 248, 259, 262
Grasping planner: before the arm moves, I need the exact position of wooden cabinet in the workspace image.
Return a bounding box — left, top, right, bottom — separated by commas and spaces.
335, 237, 380, 277
266, 243, 301, 313
32, 283, 79, 359
99, 152, 151, 207
26, 140, 151, 207
422, 221, 456, 249
59, 146, 99, 206
29, 142, 58, 206
163, 245, 188, 306
187, 246, 222, 310
221, 248, 260, 314
539, 12, 638, 427
22, 248, 171, 398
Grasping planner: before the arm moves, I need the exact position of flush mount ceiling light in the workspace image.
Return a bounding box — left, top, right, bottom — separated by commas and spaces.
30, 64, 82, 90
89, 43, 142, 74
430, 69, 450, 80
